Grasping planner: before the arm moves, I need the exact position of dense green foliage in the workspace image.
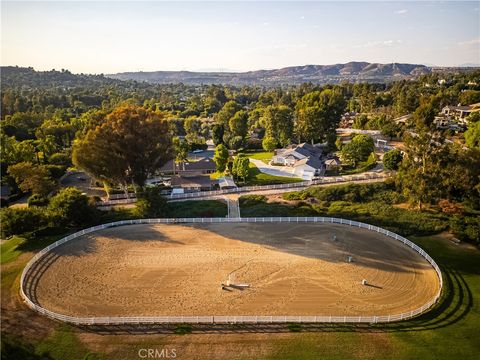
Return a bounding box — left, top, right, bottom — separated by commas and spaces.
72, 106, 172, 190
134, 187, 169, 218
1, 66, 479, 245
464, 121, 480, 149
213, 144, 229, 172
340, 133, 375, 166
277, 182, 479, 244
0, 207, 47, 238
232, 154, 250, 182
48, 188, 97, 227
383, 149, 403, 170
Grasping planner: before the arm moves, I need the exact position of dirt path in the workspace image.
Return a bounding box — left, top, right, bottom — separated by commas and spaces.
225, 195, 241, 218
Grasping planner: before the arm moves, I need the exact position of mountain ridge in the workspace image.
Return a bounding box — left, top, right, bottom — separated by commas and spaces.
107, 61, 432, 85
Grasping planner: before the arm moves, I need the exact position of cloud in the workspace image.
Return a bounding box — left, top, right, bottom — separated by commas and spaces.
355, 40, 404, 48
300, 16, 305, 20
395, 9, 408, 14
262, 22, 270, 27
458, 38, 480, 46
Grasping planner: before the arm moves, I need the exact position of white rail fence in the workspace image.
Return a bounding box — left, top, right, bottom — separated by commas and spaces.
20, 217, 442, 326
97, 173, 388, 206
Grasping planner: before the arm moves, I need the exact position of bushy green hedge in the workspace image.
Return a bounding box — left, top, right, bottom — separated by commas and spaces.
48, 188, 97, 227
0, 207, 48, 238
45, 164, 68, 179
247, 184, 449, 237
134, 187, 169, 218
239, 195, 267, 207
283, 182, 403, 204
450, 215, 480, 245
27, 194, 49, 207
323, 201, 448, 236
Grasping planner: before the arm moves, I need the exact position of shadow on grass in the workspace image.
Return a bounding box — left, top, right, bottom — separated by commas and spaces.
75, 265, 472, 335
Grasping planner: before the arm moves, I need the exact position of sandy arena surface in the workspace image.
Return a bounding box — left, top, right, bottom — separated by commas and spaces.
27, 223, 440, 317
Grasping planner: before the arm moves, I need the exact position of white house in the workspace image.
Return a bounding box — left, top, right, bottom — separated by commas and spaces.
272, 143, 323, 166
272, 143, 324, 180
441, 103, 480, 123
292, 157, 324, 180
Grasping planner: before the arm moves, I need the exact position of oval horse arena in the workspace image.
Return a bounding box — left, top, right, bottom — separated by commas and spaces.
21, 218, 442, 324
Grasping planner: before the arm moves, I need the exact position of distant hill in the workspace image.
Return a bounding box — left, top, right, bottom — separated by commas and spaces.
0, 66, 120, 89
107, 62, 432, 85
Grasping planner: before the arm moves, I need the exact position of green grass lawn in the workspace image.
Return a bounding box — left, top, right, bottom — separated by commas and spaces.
1, 236, 26, 264
244, 162, 303, 186
167, 200, 227, 218
244, 151, 274, 164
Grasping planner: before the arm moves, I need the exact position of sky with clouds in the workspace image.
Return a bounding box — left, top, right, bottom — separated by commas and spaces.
1, 1, 479, 74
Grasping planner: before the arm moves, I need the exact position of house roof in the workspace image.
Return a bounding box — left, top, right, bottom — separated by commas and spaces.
183, 157, 216, 171
159, 157, 216, 173
443, 103, 480, 112
297, 142, 323, 155
280, 143, 323, 159
325, 158, 341, 166
218, 176, 237, 188
293, 156, 323, 169
171, 175, 213, 188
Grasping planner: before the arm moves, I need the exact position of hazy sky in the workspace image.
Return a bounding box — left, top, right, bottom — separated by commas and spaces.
1, 1, 479, 74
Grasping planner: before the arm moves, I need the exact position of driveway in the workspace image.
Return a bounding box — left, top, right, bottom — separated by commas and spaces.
249, 159, 300, 179
61, 172, 106, 197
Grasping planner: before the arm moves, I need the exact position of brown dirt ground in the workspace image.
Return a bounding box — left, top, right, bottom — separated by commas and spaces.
27, 223, 440, 318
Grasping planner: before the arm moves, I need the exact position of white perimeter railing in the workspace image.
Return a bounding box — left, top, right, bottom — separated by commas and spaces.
20, 217, 442, 326
97, 173, 388, 206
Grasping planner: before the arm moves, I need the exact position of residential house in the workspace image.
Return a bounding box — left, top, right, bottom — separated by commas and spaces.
325, 157, 342, 171
272, 143, 324, 180
158, 157, 216, 176
272, 143, 323, 166
441, 103, 480, 124
292, 157, 324, 179
170, 175, 213, 192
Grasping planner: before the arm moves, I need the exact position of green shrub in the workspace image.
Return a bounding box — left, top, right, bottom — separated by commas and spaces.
383, 149, 403, 170
48, 188, 97, 227
324, 202, 448, 236
44, 164, 67, 179
282, 191, 309, 201
239, 195, 267, 207
0, 206, 48, 238
450, 215, 480, 245
134, 187, 169, 218
28, 194, 49, 207
49, 152, 72, 167
307, 182, 393, 203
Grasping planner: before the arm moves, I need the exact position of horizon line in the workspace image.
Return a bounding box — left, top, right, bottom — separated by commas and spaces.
2, 62, 480, 76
